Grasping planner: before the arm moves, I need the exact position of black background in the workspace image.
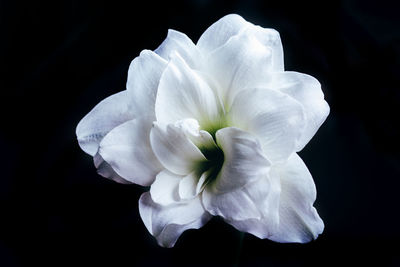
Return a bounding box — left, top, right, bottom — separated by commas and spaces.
1, 0, 400, 266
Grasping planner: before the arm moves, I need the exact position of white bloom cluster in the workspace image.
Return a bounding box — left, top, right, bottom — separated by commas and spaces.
76, 14, 329, 247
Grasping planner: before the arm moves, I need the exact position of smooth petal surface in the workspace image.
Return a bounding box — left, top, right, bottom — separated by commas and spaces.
139, 192, 211, 248
76, 91, 133, 156
242, 25, 284, 72
206, 32, 273, 108
207, 127, 270, 195
270, 153, 324, 243
229, 88, 305, 163
178, 171, 199, 200
98, 117, 162, 186
197, 14, 249, 53
150, 122, 205, 176
203, 173, 280, 223
126, 50, 167, 119
271, 72, 330, 151
155, 29, 202, 69
93, 153, 131, 184
150, 170, 181, 206
155, 53, 220, 126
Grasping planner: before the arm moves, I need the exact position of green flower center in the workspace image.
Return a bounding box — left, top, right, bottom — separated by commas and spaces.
195, 143, 225, 189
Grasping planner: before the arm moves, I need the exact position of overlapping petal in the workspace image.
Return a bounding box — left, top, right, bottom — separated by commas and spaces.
150, 122, 205, 176
202, 127, 272, 220
76, 91, 134, 156
229, 88, 305, 163
98, 117, 162, 186
270, 71, 330, 150
197, 14, 249, 53
269, 153, 324, 243
93, 153, 131, 184
155, 29, 202, 69
126, 50, 167, 119
155, 53, 220, 127
205, 32, 274, 109
139, 192, 211, 248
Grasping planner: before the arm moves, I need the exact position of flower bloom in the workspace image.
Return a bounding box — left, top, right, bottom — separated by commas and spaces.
76, 14, 329, 247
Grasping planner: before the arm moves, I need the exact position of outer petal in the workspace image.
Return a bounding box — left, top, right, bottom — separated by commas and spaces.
229, 88, 305, 163
271, 72, 330, 151
205, 31, 273, 109
197, 14, 249, 53
155, 29, 202, 69
150, 170, 181, 206
155, 53, 220, 127
76, 91, 133, 156
150, 122, 206, 176
139, 192, 211, 248
241, 25, 284, 72
126, 50, 167, 119
98, 117, 162, 186
93, 153, 131, 184
270, 153, 324, 243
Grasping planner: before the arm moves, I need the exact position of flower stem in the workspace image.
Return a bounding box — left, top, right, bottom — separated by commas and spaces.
233, 231, 245, 267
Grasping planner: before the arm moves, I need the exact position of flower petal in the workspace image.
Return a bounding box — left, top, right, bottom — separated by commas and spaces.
178, 171, 199, 200
197, 14, 249, 53
93, 152, 131, 184
155, 29, 202, 69
126, 50, 167, 119
270, 153, 324, 243
229, 88, 305, 163
76, 91, 133, 156
155, 53, 220, 127
241, 25, 284, 72
139, 192, 211, 248
150, 122, 205, 176
205, 31, 274, 109
150, 170, 181, 206
98, 117, 162, 186
210, 127, 270, 194
272, 72, 330, 151
202, 127, 277, 221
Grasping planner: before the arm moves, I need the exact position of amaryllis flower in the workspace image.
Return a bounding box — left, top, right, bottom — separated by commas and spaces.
76, 14, 329, 248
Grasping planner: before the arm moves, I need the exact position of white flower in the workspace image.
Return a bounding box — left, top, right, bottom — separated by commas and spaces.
76, 14, 329, 248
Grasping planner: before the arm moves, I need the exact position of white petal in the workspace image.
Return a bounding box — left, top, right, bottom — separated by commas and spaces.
229, 88, 305, 163
126, 50, 167, 119
202, 153, 278, 222
98, 117, 162, 186
76, 91, 133, 156
269, 153, 324, 243
241, 25, 284, 72
150, 122, 205, 176
272, 72, 330, 151
205, 31, 274, 109
178, 171, 199, 200
210, 127, 270, 194
197, 14, 249, 53
173, 119, 218, 151
139, 192, 211, 248
93, 152, 131, 184
150, 170, 181, 206
155, 29, 202, 69
155, 53, 220, 127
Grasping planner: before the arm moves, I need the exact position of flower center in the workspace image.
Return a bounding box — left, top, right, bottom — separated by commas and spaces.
195, 144, 225, 188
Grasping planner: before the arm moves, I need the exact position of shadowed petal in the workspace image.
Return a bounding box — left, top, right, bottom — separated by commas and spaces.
139, 192, 211, 248
99, 117, 162, 186
76, 91, 133, 156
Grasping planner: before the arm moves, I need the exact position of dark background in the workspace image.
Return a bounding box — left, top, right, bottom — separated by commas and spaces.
1, 0, 399, 266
